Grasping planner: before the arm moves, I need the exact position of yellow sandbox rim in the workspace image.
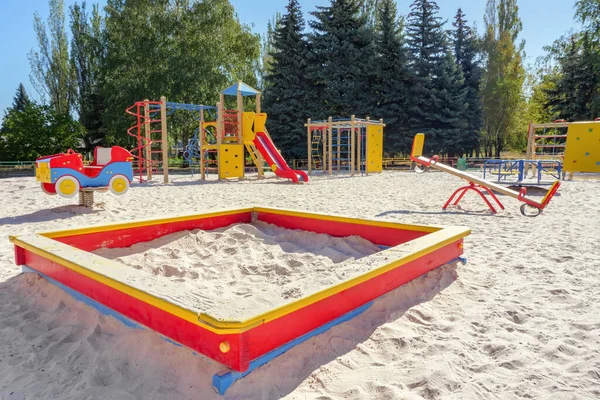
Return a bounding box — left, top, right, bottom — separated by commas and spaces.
10, 206, 470, 334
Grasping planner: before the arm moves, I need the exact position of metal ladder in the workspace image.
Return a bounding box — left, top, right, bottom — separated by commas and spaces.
311, 130, 322, 169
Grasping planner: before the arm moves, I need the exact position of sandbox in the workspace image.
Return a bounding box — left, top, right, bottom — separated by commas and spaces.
9, 206, 470, 393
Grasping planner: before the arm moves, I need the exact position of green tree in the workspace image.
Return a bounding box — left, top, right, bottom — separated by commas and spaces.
543, 2, 600, 122
258, 13, 281, 91
362, 0, 380, 28
406, 0, 467, 155
262, 0, 311, 158
481, 0, 526, 157
576, 0, 600, 37
29, 0, 75, 115
452, 8, 483, 156
12, 83, 32, 112
527, 72, 559, 124
308, 0, 377, 118
70, 2, 107, 150
101, 0, 261, 145
544, 35, 593, 120
1, 100, 83, 161
373, 0, 412, 155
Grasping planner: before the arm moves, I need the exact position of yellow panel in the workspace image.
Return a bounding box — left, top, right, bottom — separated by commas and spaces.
218, 145, 244, 179
366, 125, 383, 173
254, 113, 267, 133
563, 122, 600, 173
242, 112, 256, 142
36, 161, 51, 183
412, 133, 425, 157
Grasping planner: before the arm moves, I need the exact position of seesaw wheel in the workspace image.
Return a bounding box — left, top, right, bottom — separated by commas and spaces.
55, 176, 80, 198
413, 163, 427, 174
520, 204, 542, 217
109, 174, 130, 195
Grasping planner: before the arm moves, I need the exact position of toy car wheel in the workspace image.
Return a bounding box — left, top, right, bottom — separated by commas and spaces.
109, 175, 130, 195
55, 176, 80, 198
40, 183, 57, 195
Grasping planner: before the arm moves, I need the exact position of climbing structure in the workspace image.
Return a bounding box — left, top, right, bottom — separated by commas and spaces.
309, 125, 325, 170
526, 119, 600, 176
196, 81, 306, 183
127, 99, 217, 182
306, 116, 385, 176
526, 120, 569, 159
125, 99, 167, 183
563, 121, 600, 173
127, 82, 306, 184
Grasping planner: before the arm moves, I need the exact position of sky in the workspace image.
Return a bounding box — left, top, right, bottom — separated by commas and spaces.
0, 0, 582, 117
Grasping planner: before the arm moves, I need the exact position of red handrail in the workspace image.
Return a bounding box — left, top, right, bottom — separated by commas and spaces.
125, 101, 163, 183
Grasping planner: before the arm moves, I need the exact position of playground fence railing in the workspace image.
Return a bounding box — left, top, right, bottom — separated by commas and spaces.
291, 157, 497, 172
0, 161, 36, 178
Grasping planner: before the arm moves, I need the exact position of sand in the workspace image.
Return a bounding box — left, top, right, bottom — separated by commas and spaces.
93, 221, 381, 321
0, 170, 599, 399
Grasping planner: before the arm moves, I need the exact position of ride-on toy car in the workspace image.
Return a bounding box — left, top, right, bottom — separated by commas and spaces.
36, 146, 134, 198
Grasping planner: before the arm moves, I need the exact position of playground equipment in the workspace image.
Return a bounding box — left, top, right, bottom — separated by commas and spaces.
306, 116, 385, 176
411, 134, 560, 216
183, 123, 219, 176
35, 147, 134, 207
563, 121, 600, 174
126, 82, 307, 184
126, 99, 217, 183
526, 119, 600, 176
205, 82, 307, 183
482, 159, 562, 184
183, 130, 202, 175
10, 206, 469, 394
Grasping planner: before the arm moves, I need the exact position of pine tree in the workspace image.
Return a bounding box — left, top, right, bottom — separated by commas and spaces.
262, 0, 310, 159
542, 1, 600, 121
373, 0, 412, 155
308, 0, 377, 118
545, 36, 587, 120
434, 51, 468, 156
452, 8, 483, 156
12, 83, 31, 112
555, 36, 600, 120
406, 0, 467, 155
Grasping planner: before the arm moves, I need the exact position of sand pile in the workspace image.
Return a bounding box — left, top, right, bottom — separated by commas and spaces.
94, 221, 381, 321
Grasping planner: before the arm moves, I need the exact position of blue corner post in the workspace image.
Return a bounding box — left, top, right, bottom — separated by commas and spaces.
212, 302, 373, 395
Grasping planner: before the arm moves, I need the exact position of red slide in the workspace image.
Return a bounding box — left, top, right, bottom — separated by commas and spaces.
253, 132, 308, 183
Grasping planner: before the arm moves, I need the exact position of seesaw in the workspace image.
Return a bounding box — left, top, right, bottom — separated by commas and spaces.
410, 134, 560, 217
9, 206, 470, 394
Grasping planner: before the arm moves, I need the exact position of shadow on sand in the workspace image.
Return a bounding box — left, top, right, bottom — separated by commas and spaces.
2, 261, 459, 399
0, 205, 100, 226
132, 176, 302, 188
226, 262, 459, 399
376, 207, 505, 218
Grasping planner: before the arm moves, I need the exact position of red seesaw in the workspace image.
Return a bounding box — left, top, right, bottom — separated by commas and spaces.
410, 134, 560, 217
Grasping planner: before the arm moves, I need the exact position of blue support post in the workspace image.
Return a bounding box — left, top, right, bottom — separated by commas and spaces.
518, 160, 524, 182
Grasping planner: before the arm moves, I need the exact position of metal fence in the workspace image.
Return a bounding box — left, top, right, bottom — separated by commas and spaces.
0, 155, 525, 179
